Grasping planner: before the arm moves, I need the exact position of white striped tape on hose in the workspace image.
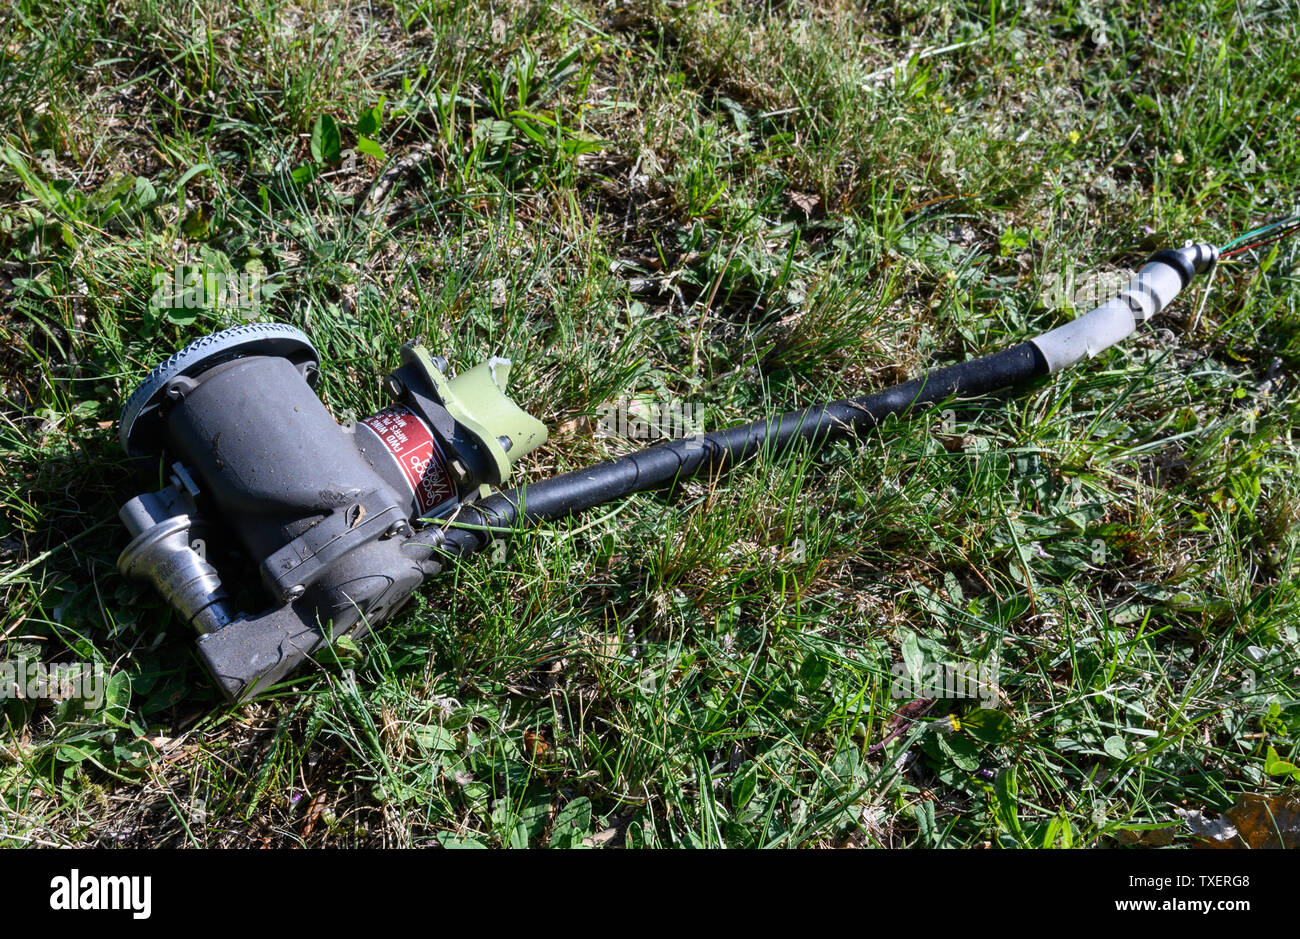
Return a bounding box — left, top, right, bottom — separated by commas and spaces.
1030, 243, 1218, 374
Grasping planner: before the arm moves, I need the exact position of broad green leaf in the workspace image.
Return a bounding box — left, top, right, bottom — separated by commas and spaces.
550, 797, 593, 848
311, 114, 342, 163
412, 724, 456, 752
1264, 746, 1300, 781
962, 708, 1013, 745
356, 136, 387, 160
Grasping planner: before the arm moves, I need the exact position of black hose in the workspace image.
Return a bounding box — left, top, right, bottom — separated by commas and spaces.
433, 341, 1049, 559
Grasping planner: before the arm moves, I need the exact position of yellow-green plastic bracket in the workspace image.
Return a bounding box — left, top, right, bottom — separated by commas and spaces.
399, 342, 547, 486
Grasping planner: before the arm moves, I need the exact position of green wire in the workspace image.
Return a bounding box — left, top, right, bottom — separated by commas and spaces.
1222, 213, 1300, 250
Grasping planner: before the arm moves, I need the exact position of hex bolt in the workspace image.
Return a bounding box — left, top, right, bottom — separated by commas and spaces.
284, 585, 306, 602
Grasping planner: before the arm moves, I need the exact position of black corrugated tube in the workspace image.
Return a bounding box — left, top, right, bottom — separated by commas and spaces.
430, 242, 1220, 561
433, 341, 1050, 559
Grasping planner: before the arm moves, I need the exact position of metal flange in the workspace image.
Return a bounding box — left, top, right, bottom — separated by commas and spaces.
118, 322, 319, 458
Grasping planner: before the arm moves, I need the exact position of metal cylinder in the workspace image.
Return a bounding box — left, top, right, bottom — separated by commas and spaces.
118, 515, 233, 634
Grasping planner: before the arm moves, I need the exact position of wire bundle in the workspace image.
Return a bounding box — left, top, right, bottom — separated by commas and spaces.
1220, 213, 1300, 260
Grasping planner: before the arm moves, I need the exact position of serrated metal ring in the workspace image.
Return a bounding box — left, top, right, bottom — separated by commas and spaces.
119, 322, 319, 457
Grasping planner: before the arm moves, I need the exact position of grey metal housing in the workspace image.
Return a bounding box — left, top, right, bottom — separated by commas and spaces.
115, 326, 522, 702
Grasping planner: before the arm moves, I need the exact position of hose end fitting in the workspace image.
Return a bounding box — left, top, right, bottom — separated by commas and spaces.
1183, 242, 1219, 274
1145, 245, 1212, 289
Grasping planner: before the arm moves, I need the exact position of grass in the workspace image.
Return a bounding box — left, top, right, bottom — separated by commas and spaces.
0, 0, 1298, 848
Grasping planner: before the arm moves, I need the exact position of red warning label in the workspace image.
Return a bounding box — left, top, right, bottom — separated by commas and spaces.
359, 405, 457, 516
